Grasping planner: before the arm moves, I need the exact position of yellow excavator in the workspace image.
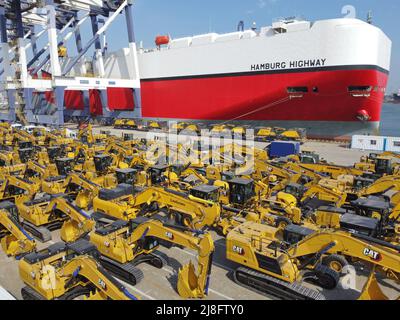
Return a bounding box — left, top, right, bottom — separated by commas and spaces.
357, 175, 400, 197
0, 162, 26, 180
89, 217, 214, 298
53, 173, 103, 209
0, 208, 36, 257
0, 175, 40, 202
93, 184, 221, 230
19, 239, 139, 300
12, 128, 36, 149
105, 141, 138, 158
113, 119, 138, 130
77, 124, 107, 146
23, 160, 59, 184
355, 153, 400, 177
82, 154, 120, 188
298, 163, 365, 179
0, 151, 19, 167
227, 221, 400, 300
16, 194, 95, 243
0, 127, 14, 147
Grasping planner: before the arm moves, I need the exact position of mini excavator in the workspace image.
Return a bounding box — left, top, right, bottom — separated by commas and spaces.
19, 240, 138, 300
89, 217, 214, 298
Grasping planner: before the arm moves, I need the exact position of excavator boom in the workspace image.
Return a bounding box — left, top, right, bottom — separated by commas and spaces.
0, 210, 36, 257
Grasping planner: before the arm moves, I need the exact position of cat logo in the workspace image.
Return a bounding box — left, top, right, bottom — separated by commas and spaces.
363, 248, 382, 261
233, 245, 245, 255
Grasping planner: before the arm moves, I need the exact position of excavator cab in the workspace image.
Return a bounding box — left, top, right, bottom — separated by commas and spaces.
283, 224, 315, 245
284, 183, 306, 201
351, 196, 392, 222
170, 164, 186, 176
64, 239, 100, 261
368, 153, 379, 161
228, 178, 255, 206
147, 165, 168, 185
18, 148, 34, 163
374, 157, 393, 175
0, 201, 18, 220
55, 158, 74, 176
353, 176, 375, 191
75, 148, 87, 164
47, 146, 62, 163
116, 168, 137, 185
18, 141, 33, 149
221, 171, 235, 181
300, 153, 320, 164
94, 154, 113, 173
190, 185, 220, 202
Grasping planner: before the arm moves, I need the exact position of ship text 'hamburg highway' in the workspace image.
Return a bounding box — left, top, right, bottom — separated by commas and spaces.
251, 59, 328, 71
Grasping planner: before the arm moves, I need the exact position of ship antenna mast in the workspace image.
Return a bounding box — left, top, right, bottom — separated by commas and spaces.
237, 20, 244, 32
367, 11, 373, 24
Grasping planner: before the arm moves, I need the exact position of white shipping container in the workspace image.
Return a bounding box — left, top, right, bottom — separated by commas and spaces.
385, 137, 400, 153
351, 135, 385, 151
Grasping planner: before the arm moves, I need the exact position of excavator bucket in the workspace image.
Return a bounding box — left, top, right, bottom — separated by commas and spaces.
177, 261, 204, 299
1, 235, 34, 257
358, 270, 390, 300
60, 220, 80, 243
1, 236, 17, 256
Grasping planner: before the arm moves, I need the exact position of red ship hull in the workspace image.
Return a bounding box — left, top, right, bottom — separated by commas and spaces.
141, 66, 388, 123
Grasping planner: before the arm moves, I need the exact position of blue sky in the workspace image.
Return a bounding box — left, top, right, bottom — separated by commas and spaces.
76, 0, 399, 93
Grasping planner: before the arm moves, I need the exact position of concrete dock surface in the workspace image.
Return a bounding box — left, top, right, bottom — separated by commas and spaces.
0, 125, 397, 300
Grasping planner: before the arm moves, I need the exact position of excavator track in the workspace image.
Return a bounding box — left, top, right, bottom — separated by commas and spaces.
233, 267, 325, 301
21, 286, 45, 300
99, 256, 144, 286
21, 221, 52, 243
147, 251, 169, 269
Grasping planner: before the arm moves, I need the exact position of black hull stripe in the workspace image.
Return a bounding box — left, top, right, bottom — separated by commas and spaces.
141, 64, 389, 82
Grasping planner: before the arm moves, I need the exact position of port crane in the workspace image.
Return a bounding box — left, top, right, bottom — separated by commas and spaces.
0, 0, 141, 127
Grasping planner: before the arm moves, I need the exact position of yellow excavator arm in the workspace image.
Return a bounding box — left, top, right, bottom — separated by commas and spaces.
136, 187, 221, 229
359, 176, 400, 197
19, 247, 139, 300
0, 176, 40, 201
288, 230, 400, 277
94, 186, 221, 229
63, 173, 102, 209
128, 219, 214, 298
59, 256, 137, 300
301, 185, 347, 207
0, 209, 36, 257
50, 197, 95, 242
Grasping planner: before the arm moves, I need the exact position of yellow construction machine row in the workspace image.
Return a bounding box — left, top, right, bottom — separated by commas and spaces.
113, 120, 306, 142
0, 123, 398, 300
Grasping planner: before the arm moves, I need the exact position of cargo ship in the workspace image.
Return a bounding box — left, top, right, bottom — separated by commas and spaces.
103, 17, 392, 139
